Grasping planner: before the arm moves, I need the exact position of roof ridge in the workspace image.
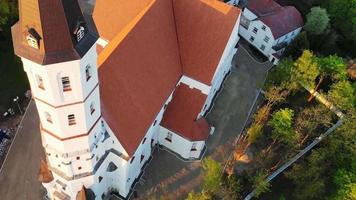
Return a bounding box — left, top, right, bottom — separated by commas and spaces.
171, 0, 184, 76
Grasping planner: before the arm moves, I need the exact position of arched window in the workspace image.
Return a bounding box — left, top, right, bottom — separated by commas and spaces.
76, 26, 85, 42
26, 35, 39, 49
90, 103, 95, 115
45, 112, 52, 123
85, 65, 91, 81
36, 75, 45, 90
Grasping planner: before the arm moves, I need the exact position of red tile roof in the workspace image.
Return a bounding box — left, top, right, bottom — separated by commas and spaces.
93, 0, 154, 41
173, 0, 240, 85
98, 0, 182, 156
247, 0, 281, 16
247, 0, 303, 39
160, 84, 210, 141
95, 0, 240, 156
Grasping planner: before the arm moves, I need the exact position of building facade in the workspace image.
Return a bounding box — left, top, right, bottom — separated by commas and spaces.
238, 0, 303, 64
12, 0, 241, 199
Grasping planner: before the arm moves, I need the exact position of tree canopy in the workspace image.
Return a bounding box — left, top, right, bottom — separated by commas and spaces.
202, 157, 222, 193
290, 50, 320, 90
0, 1, 10, 26
327, 80, 355, 111
268, 108, 297, 146
326, 0, 356, 42
317, 55, 347, 81
305, 7, 330, 35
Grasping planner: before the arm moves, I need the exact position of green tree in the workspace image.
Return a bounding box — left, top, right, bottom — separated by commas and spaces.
185, 191, 211, 200
317, 55, 347, 81
202, 157, 222, 194
327, 80, 355, 111
286, 109, 356, 200
326, 0, 356, 42
305, 7, 330, 35
284, 31, 310, 59
246, 123, 263, 145
331, 169, 356, 200
294, 105, 333, 144
253, 171, 271, 198
265, 86, 286, 108
286, 150, 327, 200
222, 174, 241, 199
268, 108, 297, 146
290, 50, 320, 91
0, 0, 10, 26
266, 58, 294, 89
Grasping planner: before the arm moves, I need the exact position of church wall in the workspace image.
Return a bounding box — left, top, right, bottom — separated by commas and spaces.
158, 126, 205, 159
202, 14, 240, 115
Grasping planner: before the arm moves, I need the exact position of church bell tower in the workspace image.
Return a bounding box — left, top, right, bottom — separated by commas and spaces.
12, 0, 101, 199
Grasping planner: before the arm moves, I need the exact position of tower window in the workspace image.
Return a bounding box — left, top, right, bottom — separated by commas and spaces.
68, 114, 76, 125
98, 176, 103, 183
142, 137, 146, 144
249, 36, 255, 42
26, 35, 39, 49
61, 77, 71, 92
27, 28, 41, 49
90, 103, 95, 115
165, 132, 172, 142
36, 75, 45, 90
130, 156, 135, 164
262, 25, 266, 31
45, 112, 52, 123
78, 166, 82, 170
76, 26, 85, 42
85, 65, 91, 81
191, 142, 197, 151
140, 155, 144, 163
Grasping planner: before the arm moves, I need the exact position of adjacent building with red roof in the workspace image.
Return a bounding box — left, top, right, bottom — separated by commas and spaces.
238, 0, 303, 64
12, 0, 240, 199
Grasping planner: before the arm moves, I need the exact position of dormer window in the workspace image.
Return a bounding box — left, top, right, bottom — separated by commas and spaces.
75, 26, 85, 42
26, 35, 39, 49
27, 28, 41, 49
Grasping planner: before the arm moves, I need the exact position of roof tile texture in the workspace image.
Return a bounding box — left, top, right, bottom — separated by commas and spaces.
98, 0, 182, 156
173, 0, 240, 85
160, 83, 210, 141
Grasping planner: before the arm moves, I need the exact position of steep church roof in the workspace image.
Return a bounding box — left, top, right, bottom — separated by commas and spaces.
96, 0, 240, 156
98, 0, 182, 156
12, 0, 98, 65
173, 0, 240, 84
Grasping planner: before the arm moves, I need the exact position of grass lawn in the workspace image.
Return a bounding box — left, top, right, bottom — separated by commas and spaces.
0, 27, 29, 114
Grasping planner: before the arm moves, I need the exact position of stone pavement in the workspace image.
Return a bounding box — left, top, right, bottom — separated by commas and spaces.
133, 44, 272, 199
0, 100, 46, 200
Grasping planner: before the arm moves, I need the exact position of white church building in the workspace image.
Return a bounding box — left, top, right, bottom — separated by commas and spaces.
12, 0, 241, 199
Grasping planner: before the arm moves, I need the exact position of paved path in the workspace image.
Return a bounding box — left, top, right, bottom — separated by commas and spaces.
0, 101, 46, 200
134, 45, 271, 199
